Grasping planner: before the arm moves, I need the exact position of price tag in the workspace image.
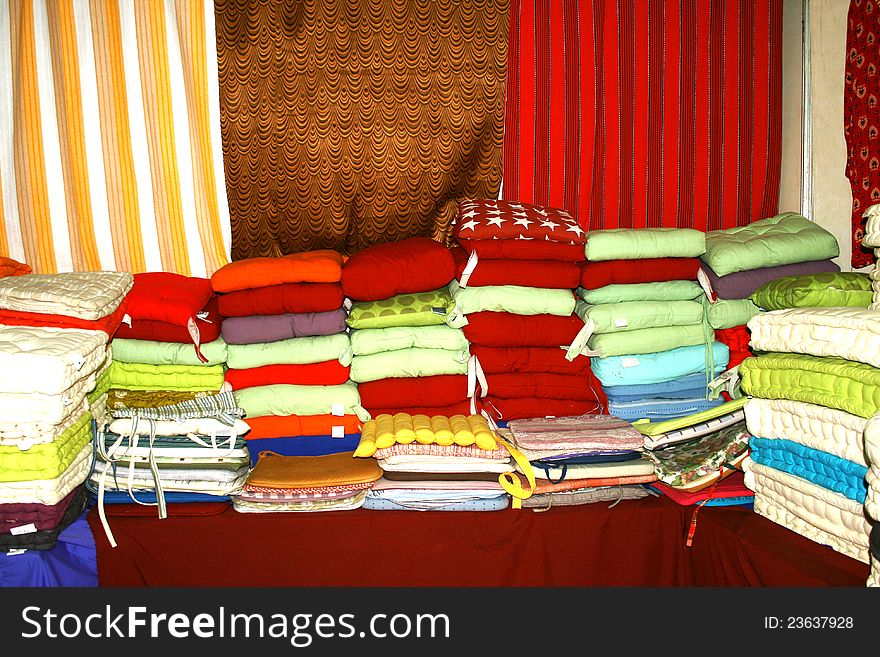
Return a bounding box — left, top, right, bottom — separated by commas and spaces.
331, 425, 345, 438
331, 403, 344, 417
614, 318, 628, 328
621, 357, 639, 368
10, 523, 36, 536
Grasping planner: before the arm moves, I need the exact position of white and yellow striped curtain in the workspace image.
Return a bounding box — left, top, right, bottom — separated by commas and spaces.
0, 0, 230, 276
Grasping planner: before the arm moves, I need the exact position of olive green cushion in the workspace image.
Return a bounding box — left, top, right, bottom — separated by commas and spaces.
750, 272, 873, 310
346, 288, 455, 329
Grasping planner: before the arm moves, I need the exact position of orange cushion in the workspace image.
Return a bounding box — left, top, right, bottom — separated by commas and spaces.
211, 250, 345, 293
244, 414, 363, 439
0, 256, 31, 278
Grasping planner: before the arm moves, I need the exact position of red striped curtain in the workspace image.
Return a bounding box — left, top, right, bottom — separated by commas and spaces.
502, 0, 783, 232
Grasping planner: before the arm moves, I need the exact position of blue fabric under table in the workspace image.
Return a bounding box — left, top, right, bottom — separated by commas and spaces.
0, 511, 97, 587
245, 435, 361, 465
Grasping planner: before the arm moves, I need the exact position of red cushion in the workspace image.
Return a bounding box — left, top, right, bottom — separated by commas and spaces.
713, 325, 753, 369
462, 312, 584, 347
357, 375, 468, 409
480, 397, 605, 421
457, 238, 585, 262
453, 198, 586, 244
0, 300, 128, 336
367, 401, 474, 417
225, 362, 351, 389
470, 345, 593, 375
217, 283, 343, 317
451, 246, 579, 288
484, 372, 602, 401
341, 237, 455, 301
114, 296, 222, 343
125, 272, 213, 325
580, 257, 702, 289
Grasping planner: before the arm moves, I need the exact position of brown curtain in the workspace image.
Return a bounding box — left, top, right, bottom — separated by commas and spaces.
215, 0, 508, 259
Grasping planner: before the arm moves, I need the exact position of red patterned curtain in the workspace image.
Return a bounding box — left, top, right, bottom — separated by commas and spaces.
844, 0, 880, 268
502, 0, 783, 232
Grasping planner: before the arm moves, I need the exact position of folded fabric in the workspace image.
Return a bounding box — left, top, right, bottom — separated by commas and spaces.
585, 228, 706, 261
523, 485, 650, 508
225, 361, 351, 389
703, 212, 840, 277
217, 283, 344, 317
470, 345, 593, 375
634, 396, 748, 436
111, 337, 227, 367
453, 198, 586, 244
357, 375, 468, 409
750, 271, 873, 310
247, 451, 382, 488
601, 372, 711, 401
350, 325, 468, 356
354, 413, 499, 456
590, 341, 729, 386
481, 397, 604, 422
363, 490, 509, 512
233, 491, 368, 512
221, 308, 347, 344
341, 237, 454, 301
461, 312, 585, 347
704, 297, 762, 330
0, 256, 31, 277
0, 271, 133, 320
226, 333, 351, 369
349, 347, 469, 383
381, 471, 502, 482
483, 372, 603, 401
528, 457, 656, 482
0, 487, 85, 535
367, 402, 474, 417
456, 237, 585, 261
108, 361, 225, 391
579, 280, 704, 304
105, 389, 213, 411
701, 258, 840, 300
652, 471, 753, 505
113, 296, 222, 344
574, 299, 704, 334
451, 245, 579, 288
234, 382, 369, 422
713, 325, 753, 369
747, 307, 880, 368
123, 272, 212, 329
0, 301, 128, 336
644, 421, 749, 488
744, 397, 868, 467
449, 280, 576, 318
244, 436, 361, 463
506, 414, 643, 451
740, 352, 880, 419
346, 289, 455, 329
608, 396, 725, 422
244, 414, 362, 439
749, 437, 867, 503
587, 324, 710, 358
0, 413, 92, 483
0, 324, 108, 395
211, 250, 344, 293
373, 442, 510, 461
0, 487, 89, 552
579, 257, 702, 289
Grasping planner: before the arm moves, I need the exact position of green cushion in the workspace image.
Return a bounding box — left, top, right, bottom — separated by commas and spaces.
346, 288, 455, 329
584, 228, 706, 261
588, 324, 710, 358
750, 272, 873, 310
234, 382, 369, 421
108, 361, 225, 391
575, 299, 704, 333
578, 281, 703, 304
740, 353, 880, 419
634, 397, 749, 436
350, 325, 468, 357
226, 333, 351, 369
110, 337, 228, 367
703, 297, 762, 330
449, 280, 575, 318
0, 412, 92, 482
703, 213, 839, 277
350, 347, 470, 383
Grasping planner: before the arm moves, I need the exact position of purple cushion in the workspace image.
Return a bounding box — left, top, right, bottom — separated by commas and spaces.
221, 308, 347, 344
703, 259, 840, 300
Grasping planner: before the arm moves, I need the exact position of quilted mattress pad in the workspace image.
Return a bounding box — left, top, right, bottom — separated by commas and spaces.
0, 486, 86, 535
867, 470, 880, 521
107, 361, 225, 392
747, 307, 880, 368
863, 204, 880, 247
745, 459, 870, 562
90, 461, 249, 494
0, 399, 89, 449
739, 353, 880, 419
0, 412, 92, 483
0, 271, 133, 319
0, 486, 89, 552
0, 325, 109, 395
864, 415, 880, 473
107, 417, 251, 438
0, 374, 98, 425
0, 443, 92, 505
234, 491, 368, 513
744, 398, 868, 466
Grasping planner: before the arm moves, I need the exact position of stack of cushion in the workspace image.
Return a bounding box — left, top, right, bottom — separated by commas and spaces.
700, 213, 841, 368
0, 271, 130, 553
233, 451, 382, 513
740, 307, 878, 562
354, 413, 514, 511
862, 204, 880, 310
89, 391, 251, 547
450, 198, 606, 421
865, 416, 880, 586
343, 237, 472, 417
576, 228, 726, 422
502, 414, 654, 508
212, 251, 367, 461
